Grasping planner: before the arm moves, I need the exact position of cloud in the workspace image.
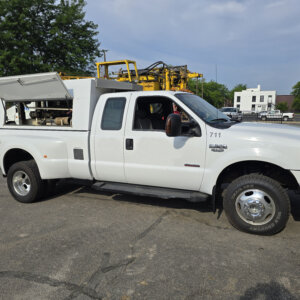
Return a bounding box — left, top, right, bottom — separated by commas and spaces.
206, 1, 246, 14
266, 1, 285, 9
85, 0, 300, 93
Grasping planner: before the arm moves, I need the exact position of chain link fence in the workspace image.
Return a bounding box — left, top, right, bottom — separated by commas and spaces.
240, 113, 299, 124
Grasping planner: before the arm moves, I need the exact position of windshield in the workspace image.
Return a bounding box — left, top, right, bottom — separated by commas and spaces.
175, 93, 230, 123
220, 107, 236, 112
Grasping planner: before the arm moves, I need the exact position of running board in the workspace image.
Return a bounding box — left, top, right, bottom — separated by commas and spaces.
92, 182, 209, 203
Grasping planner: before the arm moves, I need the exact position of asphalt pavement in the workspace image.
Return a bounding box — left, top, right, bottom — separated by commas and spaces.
0, 177, 299, 300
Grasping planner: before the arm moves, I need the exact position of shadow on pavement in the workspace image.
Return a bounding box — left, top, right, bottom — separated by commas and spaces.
81, 185, 214, 213
240, 281, 298, 300
39, 180, 86, 202
290, 192, 300, 221
41, 180, 300, 222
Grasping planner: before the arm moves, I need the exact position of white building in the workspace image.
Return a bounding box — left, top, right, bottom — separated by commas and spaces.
234, 85, 276, 113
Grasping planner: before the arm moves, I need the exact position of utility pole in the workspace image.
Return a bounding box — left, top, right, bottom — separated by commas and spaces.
100, 49, 109, 62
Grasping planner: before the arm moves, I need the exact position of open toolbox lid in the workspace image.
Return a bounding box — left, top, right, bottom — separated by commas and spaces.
0, 72, 73, 102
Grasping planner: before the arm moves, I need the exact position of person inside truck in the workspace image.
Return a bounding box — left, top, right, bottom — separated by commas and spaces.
134, 97, 191, 131
172, 103, 180, 115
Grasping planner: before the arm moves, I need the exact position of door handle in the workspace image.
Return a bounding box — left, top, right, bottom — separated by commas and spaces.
126, 138, 134, 150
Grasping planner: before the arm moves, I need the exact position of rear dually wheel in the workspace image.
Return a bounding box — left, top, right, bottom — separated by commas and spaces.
7, 160, 44, 203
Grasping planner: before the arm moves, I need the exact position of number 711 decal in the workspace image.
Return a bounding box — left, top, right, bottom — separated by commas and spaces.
210, 132, 221, 138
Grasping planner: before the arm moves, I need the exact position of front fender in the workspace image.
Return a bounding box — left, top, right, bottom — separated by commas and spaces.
201, 146, 291, 195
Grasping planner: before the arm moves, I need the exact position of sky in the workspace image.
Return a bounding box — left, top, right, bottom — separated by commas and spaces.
84, 0, 300, 94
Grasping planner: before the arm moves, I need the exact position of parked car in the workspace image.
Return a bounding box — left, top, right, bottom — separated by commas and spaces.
258, 110, 268, 116
258, 110, 294, 121
220, 107, 242, 121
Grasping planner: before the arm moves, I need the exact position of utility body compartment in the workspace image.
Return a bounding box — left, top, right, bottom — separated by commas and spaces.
0, 73, 142, 180
0, 72, 142, 130
64, 77, 142, 130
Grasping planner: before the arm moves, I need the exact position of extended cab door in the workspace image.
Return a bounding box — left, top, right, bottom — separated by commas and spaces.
91, 93, 130, 182
124, 93, 206, 191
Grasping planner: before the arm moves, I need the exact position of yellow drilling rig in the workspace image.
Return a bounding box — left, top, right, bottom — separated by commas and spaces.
95, 60, 202, 91
60, 59, 203, 92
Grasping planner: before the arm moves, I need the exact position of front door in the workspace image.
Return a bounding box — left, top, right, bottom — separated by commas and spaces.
124, 94, 206, 191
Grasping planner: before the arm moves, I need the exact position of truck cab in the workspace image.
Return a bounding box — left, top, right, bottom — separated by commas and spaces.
90, 90, 206, 191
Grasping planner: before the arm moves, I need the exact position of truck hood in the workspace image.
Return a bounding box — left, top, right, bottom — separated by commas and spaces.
213, 121, 300, 170
228, 122, 300, 140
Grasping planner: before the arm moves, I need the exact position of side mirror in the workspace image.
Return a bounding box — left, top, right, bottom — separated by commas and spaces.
165, 113, 181, 137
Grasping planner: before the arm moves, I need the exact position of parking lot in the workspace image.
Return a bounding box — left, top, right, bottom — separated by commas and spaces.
0, 176, 299, 300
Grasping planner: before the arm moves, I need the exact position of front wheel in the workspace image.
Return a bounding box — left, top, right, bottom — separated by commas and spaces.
7, 160, 44, 203
223, 174, 290, 235
283, 116, 288, 121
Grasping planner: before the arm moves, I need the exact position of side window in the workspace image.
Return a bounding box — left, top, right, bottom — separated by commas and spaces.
101, 97, 126, 130
133, 96, 193, 133
133, 96, 173, 131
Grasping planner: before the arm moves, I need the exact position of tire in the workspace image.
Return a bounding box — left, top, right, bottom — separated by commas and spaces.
262, 117, 266, 121
7, 160, 44, 203
283, 116, 288, 121
223, 174, 290, 235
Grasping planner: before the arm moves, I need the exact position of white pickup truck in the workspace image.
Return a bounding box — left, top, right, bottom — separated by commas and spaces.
220, 107, 242, 121
258, 110, 294, 121
0, 73, 299, 235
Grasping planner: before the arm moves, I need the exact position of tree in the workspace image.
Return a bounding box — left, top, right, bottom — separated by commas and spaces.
276, 102, 288, 112
229, 84, 247, 102
291, 81, 300, 112
188, 79, 230, 108
292, 98, 300, 112
0, 0, 100, 76
291, 81, 300, 98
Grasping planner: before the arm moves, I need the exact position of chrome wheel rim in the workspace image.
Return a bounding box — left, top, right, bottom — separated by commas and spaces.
235, 189, 275, 225
12, 171, 31, 196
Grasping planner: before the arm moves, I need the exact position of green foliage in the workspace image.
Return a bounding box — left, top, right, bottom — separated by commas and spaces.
291, 81, 300, 112
276, 102, 289, 112
189, 79, 231, 108
229, 83, 247, 102
292, 98, 300, 112
0, 0, 100, 76
291, 81, 300, 98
